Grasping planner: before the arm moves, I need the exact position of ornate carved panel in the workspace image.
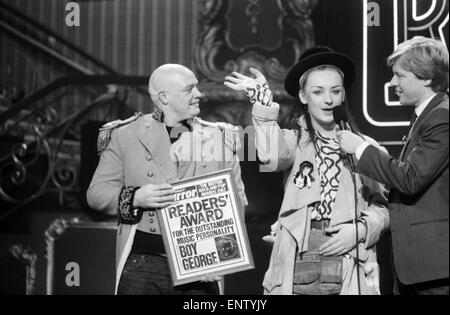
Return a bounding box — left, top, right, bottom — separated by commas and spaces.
195, 0, 319, 102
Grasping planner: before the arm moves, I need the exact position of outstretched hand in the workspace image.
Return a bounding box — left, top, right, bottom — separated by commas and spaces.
224, 68, 267, 91
224, 68, 273, 107
336, 130, 365, 155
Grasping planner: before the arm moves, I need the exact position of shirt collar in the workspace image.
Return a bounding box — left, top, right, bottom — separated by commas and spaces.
415, 93, 437, 118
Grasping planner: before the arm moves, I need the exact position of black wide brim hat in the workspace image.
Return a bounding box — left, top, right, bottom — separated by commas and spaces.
284, 46, 356, 97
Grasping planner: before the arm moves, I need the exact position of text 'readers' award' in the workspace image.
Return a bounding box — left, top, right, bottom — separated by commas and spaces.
157, 169, 254, 285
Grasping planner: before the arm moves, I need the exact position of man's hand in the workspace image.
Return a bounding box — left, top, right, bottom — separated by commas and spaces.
319, 223, 367, 256
224, 68, 273, 107
133, 183, 176, 209
200, 273, 223, 283
336, 130, 365, 154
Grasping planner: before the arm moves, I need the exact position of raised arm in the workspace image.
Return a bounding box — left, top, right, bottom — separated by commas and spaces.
224, 68, 297, 172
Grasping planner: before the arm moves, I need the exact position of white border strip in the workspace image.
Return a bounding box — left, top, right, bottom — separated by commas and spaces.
438, 14, 449, 48
384, 82, 402, 106
363, 0, 409, 127
413, 0, 437, 21
409, 0, 446, 30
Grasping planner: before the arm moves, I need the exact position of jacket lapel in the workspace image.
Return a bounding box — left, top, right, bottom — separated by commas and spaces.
137, 115, 177, 182
330, 161, 356, 226
279, 140, 320, 233
400, 92, 446, 160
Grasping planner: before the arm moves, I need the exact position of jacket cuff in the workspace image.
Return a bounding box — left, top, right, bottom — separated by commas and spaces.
118, 186, 143, 224
252, 102, 280, 121
358, 217, 368, 246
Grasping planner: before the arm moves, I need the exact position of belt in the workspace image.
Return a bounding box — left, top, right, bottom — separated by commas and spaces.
131, 230, 165, 255
310, 219, 330, 230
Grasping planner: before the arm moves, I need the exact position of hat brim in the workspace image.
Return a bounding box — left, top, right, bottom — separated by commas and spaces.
284, 52, 355, 97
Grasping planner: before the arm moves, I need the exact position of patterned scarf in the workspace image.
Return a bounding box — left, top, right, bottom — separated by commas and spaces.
309, 131, 343, 220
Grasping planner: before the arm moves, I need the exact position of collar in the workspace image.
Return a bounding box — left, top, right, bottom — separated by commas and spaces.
165, 120, 192, 144
152, 108, 195, 128
165, 119, 192, 131
415, 93, 437, 118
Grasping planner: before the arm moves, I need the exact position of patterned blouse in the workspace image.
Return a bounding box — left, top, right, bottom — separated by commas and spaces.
309, 131, 343, 221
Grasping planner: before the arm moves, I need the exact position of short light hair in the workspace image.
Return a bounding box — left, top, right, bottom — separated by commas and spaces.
387, 36, 449, 92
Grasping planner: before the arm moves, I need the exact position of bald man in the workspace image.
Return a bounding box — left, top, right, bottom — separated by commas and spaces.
87, 64, 248, 295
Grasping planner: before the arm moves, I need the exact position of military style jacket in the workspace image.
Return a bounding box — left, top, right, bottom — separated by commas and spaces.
87, 113, 248, 291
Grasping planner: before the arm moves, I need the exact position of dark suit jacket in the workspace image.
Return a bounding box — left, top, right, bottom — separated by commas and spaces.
357, 92, 449, 285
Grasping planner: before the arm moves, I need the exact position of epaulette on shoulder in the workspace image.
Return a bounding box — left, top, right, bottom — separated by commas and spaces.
97, 112, 143, 154
195, 118, 241, 153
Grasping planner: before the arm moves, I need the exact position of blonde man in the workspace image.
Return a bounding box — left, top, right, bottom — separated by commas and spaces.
338, 36, 449, 295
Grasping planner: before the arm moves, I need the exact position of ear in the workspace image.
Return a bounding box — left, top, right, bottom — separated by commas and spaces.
423, 79, 433, 88
299, 90, 307, 105
158, 91, 168, 105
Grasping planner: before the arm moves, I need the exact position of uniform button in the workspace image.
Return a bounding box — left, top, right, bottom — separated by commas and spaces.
149, 211, 155, 217
150, 227, 156, 233
149, 218, 154, 223
146, 155, 152, 161
147, 172, 153, 177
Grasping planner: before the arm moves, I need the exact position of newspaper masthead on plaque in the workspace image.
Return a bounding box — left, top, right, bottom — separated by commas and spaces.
157, 169, 254, 285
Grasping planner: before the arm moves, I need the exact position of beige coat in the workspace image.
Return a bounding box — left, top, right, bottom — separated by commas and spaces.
87, 114, 247, 292
252, 103, 390, 295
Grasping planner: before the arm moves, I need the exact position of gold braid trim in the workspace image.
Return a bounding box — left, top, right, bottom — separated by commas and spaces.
96, 112, 143, 154
118, 186, 142, 224
152, 107, 164, 122
195, 117, 241, 153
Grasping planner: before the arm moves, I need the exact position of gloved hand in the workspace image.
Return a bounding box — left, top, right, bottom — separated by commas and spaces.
224, 67, 273, 107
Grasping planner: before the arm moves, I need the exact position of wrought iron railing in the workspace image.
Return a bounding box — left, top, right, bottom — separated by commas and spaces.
0, 75, 148, 221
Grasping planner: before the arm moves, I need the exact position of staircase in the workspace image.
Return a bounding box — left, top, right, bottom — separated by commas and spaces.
0, 0, 151, 226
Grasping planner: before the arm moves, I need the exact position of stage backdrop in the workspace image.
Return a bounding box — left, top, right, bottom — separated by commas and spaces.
1, 0, 448, 144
